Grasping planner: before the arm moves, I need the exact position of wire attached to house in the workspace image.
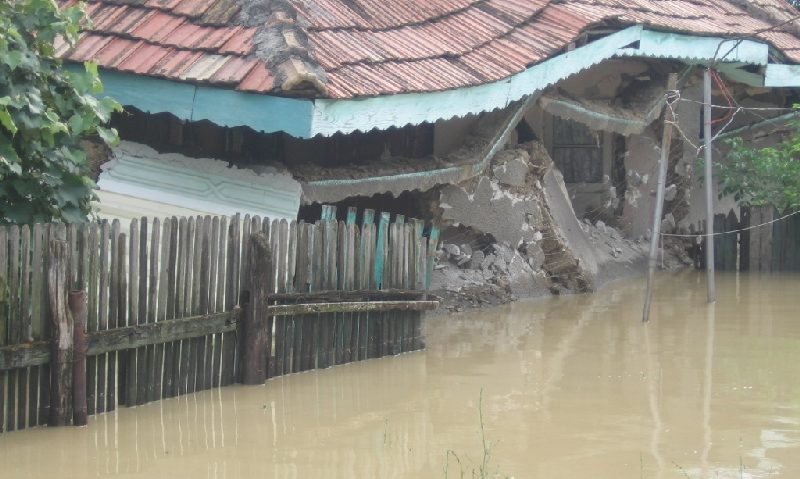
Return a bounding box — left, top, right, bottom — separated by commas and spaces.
660, 210, 800, 238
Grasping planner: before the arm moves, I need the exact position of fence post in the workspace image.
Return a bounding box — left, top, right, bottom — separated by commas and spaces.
240, 233, 272, 385
48, 238, 73, 426
69, 290, 87, 426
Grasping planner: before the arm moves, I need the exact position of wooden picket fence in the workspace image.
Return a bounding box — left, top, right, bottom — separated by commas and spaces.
0, 206, 440, 432
688, 207, 800, 272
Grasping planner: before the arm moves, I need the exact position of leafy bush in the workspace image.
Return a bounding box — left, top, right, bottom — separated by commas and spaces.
0, 0, 120, 224
715, 107, 800, 212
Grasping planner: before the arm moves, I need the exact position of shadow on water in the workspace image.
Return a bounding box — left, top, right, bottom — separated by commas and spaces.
1, 271, 800, 478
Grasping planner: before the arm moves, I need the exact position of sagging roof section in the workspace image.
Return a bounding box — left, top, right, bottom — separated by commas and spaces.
58, 0, 800, 100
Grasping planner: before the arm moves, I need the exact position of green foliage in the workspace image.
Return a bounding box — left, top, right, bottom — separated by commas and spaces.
0, 0, 120, 224
713, 107, 800, 212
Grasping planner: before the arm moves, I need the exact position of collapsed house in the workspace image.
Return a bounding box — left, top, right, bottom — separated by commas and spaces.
58, 0, 800, 305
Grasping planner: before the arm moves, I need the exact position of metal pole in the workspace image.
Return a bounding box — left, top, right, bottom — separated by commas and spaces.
642, 73, 678, 323
704, 69, 716, 303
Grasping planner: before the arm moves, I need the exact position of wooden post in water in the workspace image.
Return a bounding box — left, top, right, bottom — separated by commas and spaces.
703, 68, 716, 303
48, 238, 73, 426
240, 233, 272, 385
642, 73, 677, 323
69, 290, 87, 426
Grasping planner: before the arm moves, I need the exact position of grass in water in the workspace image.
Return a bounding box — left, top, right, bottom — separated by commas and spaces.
444, 389, 511, 479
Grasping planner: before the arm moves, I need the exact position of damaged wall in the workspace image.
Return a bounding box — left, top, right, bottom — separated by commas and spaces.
437, 141, 605, 293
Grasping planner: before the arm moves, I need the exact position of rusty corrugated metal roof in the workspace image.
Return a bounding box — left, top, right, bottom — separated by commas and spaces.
58, 0, 800, 99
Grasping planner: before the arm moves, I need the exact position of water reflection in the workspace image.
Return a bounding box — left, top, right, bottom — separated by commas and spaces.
1, 272, 800, 478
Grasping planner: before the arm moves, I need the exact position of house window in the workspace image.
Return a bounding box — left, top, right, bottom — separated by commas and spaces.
552, 117, 603, 183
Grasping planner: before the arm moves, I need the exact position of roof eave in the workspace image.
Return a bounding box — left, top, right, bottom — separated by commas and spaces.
84, 26, 800, 139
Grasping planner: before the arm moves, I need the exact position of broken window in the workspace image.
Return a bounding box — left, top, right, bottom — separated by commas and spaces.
551, 117, 603, 183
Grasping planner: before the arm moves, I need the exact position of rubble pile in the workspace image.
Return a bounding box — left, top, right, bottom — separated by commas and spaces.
429, 140, 665, 312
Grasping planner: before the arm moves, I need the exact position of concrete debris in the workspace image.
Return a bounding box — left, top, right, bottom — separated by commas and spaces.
440, 173, 541, 248
492, 151, 530, 187
664, 184, 678, 202
660, 213, 676, 233
431, 139, 656, 310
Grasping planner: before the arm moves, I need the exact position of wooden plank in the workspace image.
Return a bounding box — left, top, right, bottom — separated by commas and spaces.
269, 301, 439, 316
133, 218, 148, 404
300, 223, 315, 371
290, 223, 305, 373
287, 221, 301, 373
8, 226, 19, 347
96, 221, 110, 414
30, 223, 44, 341
0, 341, 50, 369
358, 223, 371, 359
317, 220, 332, 369
350, 224, 362, 361
163, 217, 179, 398
413, 236, 428, 350
85, 222, 99, 416
186, 217, 201, 394
178, 217, 194, 396
208, 217, 221, 388
0, 227, 7, 350
197, 217, 212, 392
154, 219, 170, 399
125, 219, 139, 407
240, 233, 271, 385
108, 220, 121, 411
0, 227, 6, 432
220, 215, 239, 386
346, 223, 357, 362
70, 291, 88, 426
47, 238, 72, 426
145, 218, 160, 402
17, 226, 30, 430
335, 221, 347, 365
271, 219, 284, 376
87, 311, 238, 355
115, 232, 128, 408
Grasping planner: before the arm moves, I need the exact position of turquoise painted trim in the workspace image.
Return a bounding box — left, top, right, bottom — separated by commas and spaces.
374, 212, 390, 289
91, 69, 313, 138
618, 30, 768, 65
80, 27, 781, 139
346, 206, 357, 225
192, 86, 313, 137
765, 64, 800, 87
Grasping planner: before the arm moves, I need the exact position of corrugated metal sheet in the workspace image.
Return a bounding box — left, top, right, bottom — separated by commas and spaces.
59, 0, 800, 99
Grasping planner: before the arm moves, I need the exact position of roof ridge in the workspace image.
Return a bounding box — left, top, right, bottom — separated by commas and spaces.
236, 0, 327, 96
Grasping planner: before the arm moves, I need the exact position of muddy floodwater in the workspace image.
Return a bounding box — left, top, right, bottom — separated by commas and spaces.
2, 272, 800, 478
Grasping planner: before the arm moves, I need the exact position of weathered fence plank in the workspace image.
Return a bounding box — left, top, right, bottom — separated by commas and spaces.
48, 238, 71, 426
241, 234, 271, 385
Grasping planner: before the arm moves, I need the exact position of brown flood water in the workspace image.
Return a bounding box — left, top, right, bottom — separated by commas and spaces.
2, 271, 800, 478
